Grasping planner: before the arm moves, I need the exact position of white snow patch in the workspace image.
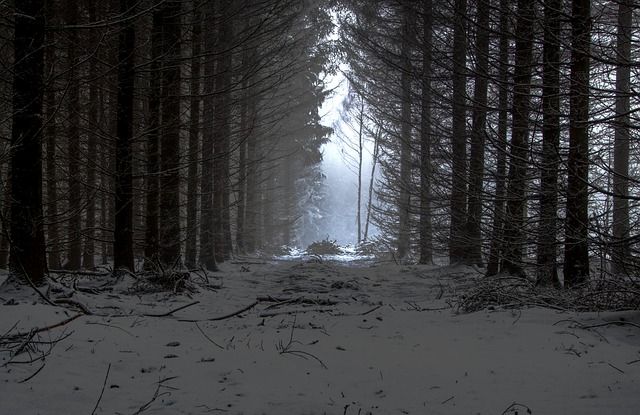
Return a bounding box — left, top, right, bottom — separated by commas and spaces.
1, 261, 639, 414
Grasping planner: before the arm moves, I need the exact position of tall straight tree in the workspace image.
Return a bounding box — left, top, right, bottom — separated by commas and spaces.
9, 0, 48, 284
113, 0, 136, 271
397, 2, 414, 260
66, 0, 82, 270
501, 0, 534, 276
213, 0, 233, 263
563, 0, 591, 285
158, 0, 182, 266
144, 6, 162, 265
449, 0, 468, 264
200, 0, 217, 270
537, 0, 562, 287
485, 0, 510, 276
464, 0, 490, 267
611, 0, 632, 275
186, 0, 202, 268
418, 0, 433, 265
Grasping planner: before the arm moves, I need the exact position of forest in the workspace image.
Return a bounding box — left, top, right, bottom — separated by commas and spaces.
2, 0, 640, 286
2, 1, 640, 413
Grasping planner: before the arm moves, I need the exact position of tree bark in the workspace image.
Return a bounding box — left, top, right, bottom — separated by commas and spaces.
9, 0, 49, 285
449, 0, 468, 264
485, 0, 510, 277
418, 0, 433, 265
158, 0, 182, 266
113, 0, 136, 271
611, 0, 632, 275
397, 3, 414, 260
563, 0, 591, 286
464, 0, 490, 267
200, 0, 217, 270
213, 0, 233, 262
537, 0, 562, 287
186, 1, 202, 268
66, 0, 82, 270
501, 0, 534, 277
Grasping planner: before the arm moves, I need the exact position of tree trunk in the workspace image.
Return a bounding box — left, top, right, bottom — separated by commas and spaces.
501, 0, 534, 276
200, 0, 217, 270
44, 16, 61, 270
186, 1, 202, 268
537, 0, 562, 287
9, 0, 48, 285
356, 96, 364, 244
464, 0, 490, 267
485, 0, 510, 277
113, 0, 136, 271
158, 0, 182, 267
213, 0, 233, 262
244, 92, 261, 253
363, 129, 379, 243
66, 0, 82, 270
418, 0, 433, 265
144, 7, 162, 265
397, 3, 413, 260
611, 0, 632, 275
449, 0, 468, 264
563, 0, 591, 286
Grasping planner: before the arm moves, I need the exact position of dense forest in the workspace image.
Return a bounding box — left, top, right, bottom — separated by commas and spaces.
2, 0, 640, 287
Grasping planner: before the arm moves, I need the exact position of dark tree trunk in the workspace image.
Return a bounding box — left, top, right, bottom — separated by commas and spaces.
144, 7, 162, 265
418, 0, 433, 265
66, 0, 82, 270
501, 0, 534, 276
158, 0, 182, 266
611, 0, 632, 275
186, 1, 202, 268
113, 0, 136, 271
213, 0, 233, 262
44, 14, 61, 270
449, 0, 468, 264
537, 0, 562, 287
485, 0, 510, 277
464, 0, 490, 267
200, 0, 217, 270
563, 0, 591, 286
397, 3, 413, 260
9, 0, 48, 285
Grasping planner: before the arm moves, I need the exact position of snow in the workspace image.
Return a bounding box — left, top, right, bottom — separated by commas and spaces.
1, 259, 639, 414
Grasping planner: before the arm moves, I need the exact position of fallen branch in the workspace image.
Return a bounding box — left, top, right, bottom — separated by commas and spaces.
54, 299, 93, 315
90, 363, 111, 415
256, 295, 338, 306
194, 322, 224, 349
143, 301, 200, 317
361, 305, 382, 315
30, 313, 83, 336
179, 301, 259, 322
17, 362, 46, 383
259, 307, 331, 318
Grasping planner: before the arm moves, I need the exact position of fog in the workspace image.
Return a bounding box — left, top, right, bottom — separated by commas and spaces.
317, 73, 379, 246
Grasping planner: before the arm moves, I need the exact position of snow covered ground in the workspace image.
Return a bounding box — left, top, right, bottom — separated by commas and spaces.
1, 258, 639, 414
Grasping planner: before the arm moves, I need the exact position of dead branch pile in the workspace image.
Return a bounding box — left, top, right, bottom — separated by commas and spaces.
1, 314, 79, 377
455, 276, 640, 314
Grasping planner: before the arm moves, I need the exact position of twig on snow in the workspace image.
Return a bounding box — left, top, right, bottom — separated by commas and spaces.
501, 401, 532, 414
361, 305, 382, 315
17, 362, 45, 383
179, 300, 259, 322
90, 363, 111, 415
143, 301, 200, 317
194, 322, 224, 349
